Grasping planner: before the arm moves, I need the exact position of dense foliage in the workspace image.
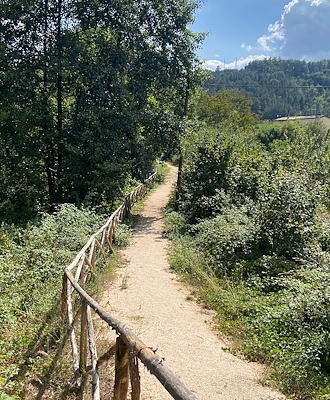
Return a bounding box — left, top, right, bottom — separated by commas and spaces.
0, 204, 132, 397
0, 0, 203, 219
206, 58, 330, 119
167, 104, 330, 397
197, 89, 259, 129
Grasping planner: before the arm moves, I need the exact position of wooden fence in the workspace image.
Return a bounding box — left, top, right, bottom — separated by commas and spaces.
62, 172, 197, 400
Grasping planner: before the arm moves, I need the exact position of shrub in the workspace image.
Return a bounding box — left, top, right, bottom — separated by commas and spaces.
155, 162, 170, 183
168, 119, 330, 398
180, 128, 233, 223
0, 205, 107, 395
257, 169, 317, 258
243, 260, 330, 396
164, 211, 187, 240
193, 205, 258, 277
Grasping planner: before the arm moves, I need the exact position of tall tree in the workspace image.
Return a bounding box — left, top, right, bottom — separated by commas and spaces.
0, 0, 203, 218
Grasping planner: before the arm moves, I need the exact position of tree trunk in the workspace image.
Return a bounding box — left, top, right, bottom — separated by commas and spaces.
42, 0, 56, 210
56, 0, 63, 203
175, 74, 190, 211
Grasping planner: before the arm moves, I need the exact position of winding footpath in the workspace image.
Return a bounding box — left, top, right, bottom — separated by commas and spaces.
101, 166, 285, 400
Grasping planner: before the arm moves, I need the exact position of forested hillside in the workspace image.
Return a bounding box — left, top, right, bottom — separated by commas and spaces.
0, 0, 203, 220
206, 58, 330, 119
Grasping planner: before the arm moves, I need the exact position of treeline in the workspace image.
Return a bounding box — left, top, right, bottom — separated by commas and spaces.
0, 0, 202, 220
206, 58, 330, 119
166, 94, 330, 398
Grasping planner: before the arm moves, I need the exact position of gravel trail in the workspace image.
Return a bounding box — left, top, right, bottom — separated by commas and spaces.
101, 165, 285, 400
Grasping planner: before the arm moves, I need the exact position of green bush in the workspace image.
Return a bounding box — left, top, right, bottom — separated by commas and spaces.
257, 169, 317, 258
0, 205, 107, 395
226, 144, 269, 204
242, 260, 330, 396
164, 211, 187, 240
180, 128, 233, 223
193, 205, 258, 277
255, 121, 283, 148
115, 223, 131, 247
155, 162, 170, 183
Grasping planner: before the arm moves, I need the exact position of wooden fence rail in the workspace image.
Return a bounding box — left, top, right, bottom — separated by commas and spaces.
62, 172, 198, 400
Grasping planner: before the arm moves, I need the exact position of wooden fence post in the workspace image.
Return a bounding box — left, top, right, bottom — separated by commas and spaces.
129, 352, 141, 400
89, 238, 96, 270
65, 278, 81, 387
86, 305, 100, 400
105, 229, 113, 254
112, 219, 116, 244
114, 337, 129, 400
79, 268, 88, 371
74, 254, 85, 282
95, 239, 106, 262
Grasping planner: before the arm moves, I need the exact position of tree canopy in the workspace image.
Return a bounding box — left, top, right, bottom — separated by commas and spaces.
0, 0, 203, 219
196, 89, 259, 129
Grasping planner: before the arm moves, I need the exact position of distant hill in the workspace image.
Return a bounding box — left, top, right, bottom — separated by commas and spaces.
205, 58, 330, 120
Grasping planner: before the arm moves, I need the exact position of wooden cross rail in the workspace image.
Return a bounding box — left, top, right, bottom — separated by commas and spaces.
62, 172, 198, 400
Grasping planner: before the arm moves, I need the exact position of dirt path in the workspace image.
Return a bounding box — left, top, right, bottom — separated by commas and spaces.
101, 166, 285, 400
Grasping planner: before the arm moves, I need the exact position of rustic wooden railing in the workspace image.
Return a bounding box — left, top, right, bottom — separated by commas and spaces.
62, 172, 197, 400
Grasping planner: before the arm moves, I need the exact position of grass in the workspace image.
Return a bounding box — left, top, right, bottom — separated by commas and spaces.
120, 272, 130, 290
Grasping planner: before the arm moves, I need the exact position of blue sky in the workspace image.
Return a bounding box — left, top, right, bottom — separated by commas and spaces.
191, 0, 330, 70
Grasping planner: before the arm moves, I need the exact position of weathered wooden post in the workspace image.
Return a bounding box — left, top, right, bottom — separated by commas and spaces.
129, 352, 141, 400
114, 337, 129, 400
61, 274, 68, 316
79, 268, 88, 371
86, 305, 100, 400
89, 238, 96, 271
63, 274, 81, 386
95, 238, 106, 262
107, 220, 114, 253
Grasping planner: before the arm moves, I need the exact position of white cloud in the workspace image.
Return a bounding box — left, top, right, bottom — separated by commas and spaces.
203, 60, 223, 71
267, 21, 285, 41
257, 36, 271, 52
284, 0, 300, 14
241, 43, 253, 52
203, 55, 269, 71
243, 0, 330, 60
280, 0, 330, 58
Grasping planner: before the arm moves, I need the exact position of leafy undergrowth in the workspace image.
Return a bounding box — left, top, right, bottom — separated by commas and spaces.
155, 162, 170, 184
163, 119, 330, 399
166, 216, 330, 400
0, 204, 131, 399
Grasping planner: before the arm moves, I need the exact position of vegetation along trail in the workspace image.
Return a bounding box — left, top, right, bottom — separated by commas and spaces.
101, 165, 285, 399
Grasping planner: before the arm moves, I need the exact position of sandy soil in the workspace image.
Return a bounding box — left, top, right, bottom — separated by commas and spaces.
101, 165, 286, 400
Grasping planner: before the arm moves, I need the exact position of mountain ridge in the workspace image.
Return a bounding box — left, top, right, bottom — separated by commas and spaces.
205, 58, 330, 119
